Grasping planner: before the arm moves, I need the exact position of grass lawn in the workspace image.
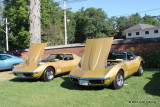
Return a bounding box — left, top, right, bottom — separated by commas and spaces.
0, 68, 160, 107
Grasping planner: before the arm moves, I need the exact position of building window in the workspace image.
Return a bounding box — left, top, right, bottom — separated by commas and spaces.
154, 30, 158, 34
136, 32, 139, 35
145, 31, 149, 35
128, 33, 132, 36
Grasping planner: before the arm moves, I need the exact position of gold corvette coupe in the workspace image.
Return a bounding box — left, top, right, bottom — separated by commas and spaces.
12, 43, 80, 82
68, 37, 144, 89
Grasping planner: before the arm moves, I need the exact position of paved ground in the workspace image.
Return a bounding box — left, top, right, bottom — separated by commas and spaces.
0, 71, 16, 82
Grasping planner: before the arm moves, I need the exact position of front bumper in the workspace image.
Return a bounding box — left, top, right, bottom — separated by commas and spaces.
68, 75, 111, 86
12, 71, 39, 78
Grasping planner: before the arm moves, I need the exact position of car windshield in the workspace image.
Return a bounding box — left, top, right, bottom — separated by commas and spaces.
108, 52, 126, 60
45, 54, 64, 60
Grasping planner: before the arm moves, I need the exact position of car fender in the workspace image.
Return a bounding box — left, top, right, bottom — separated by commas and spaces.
138, 56, 144, 66
34, 63, 59, 77
134, 56, 144, 73
105, 64, 127, 83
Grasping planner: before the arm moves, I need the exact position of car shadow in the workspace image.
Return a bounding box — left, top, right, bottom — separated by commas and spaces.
60, 76, 104, 91
0, 69, 11, 72
9, 72, 70, 83
143, 72, 160, 96
9, 78, 39, 82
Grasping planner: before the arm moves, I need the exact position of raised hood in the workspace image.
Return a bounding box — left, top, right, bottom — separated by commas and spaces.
81, 37, 113, 71
24, 43, 47, 67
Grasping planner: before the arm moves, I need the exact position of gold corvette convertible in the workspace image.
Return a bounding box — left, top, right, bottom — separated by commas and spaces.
68, 37, 144, 89
12, 43, 80, 82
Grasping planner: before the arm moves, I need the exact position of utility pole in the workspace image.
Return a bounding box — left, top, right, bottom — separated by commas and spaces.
61, 0, 84, 45
5, 18, 9, 51
62, 0, 71, 45
63, 0, 68, 45
0, 18, 9, 51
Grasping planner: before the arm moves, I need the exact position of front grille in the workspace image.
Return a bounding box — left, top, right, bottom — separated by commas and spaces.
23, 73, 33, 77
70, 78, 78, 83
89, 80, 104, 84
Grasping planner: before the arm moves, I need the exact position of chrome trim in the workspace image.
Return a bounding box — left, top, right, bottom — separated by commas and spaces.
68, 75, 110, 80
12, 71, 39, 74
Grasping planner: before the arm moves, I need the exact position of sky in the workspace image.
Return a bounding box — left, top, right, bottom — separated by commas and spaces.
56, 0, 160, 17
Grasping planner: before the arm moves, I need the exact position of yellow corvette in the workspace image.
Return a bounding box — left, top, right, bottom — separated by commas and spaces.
68, 37, 144, 89
12, 43, 80, 82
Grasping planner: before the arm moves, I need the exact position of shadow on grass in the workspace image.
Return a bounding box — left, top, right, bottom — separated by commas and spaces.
60, 76, 104, 91
144, 68, 160, 72
144, 72, 160, 96
0, 69, 11, 72
9, 72, 69, 83
9, 78, 39, 82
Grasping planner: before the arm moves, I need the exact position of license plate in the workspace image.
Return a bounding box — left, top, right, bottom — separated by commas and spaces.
18, 74, 23, 78
79, 80, 88, 86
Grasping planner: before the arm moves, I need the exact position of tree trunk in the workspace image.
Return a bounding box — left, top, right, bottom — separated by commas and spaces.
29, 0, 41, 44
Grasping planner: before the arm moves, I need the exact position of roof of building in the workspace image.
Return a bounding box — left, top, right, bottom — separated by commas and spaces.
125, 23, 155, 32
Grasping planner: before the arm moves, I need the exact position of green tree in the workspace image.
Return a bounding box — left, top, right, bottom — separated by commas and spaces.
3, 0, 29, 50
41, 0, 64, 45
0, 1, 5, 51
128, 13, 142, 26
0, 0, 3, 18
142, 14, 160, 26
3, 0, 65, 49
115, 13, 142, 38
115, 16, 129, 38
74, 8, 110, 43
67, 11, 76, 43
105, 16, 117, 37
74, 8, 85, 43
0, 24, 5, 51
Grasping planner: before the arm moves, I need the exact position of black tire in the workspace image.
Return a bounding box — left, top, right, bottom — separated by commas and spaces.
135, 63, 144, 76
41, 67, 54, 82
110, 70, 124, 89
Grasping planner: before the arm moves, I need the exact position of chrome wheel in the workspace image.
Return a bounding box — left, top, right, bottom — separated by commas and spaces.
47, 70, 54, 80
136, 63, 144, 76
41, 67, 54, 82
110, 70, 124, 89
139, 66, 144, 74
116, 74, 124, 87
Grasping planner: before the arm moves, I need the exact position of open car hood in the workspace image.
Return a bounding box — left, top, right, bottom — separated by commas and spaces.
81, 37, 113, 71
23, 43, 47, 67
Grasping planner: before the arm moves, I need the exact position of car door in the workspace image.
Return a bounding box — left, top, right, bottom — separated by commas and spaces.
125, 52, 137, 76
61, 54, 75, 72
